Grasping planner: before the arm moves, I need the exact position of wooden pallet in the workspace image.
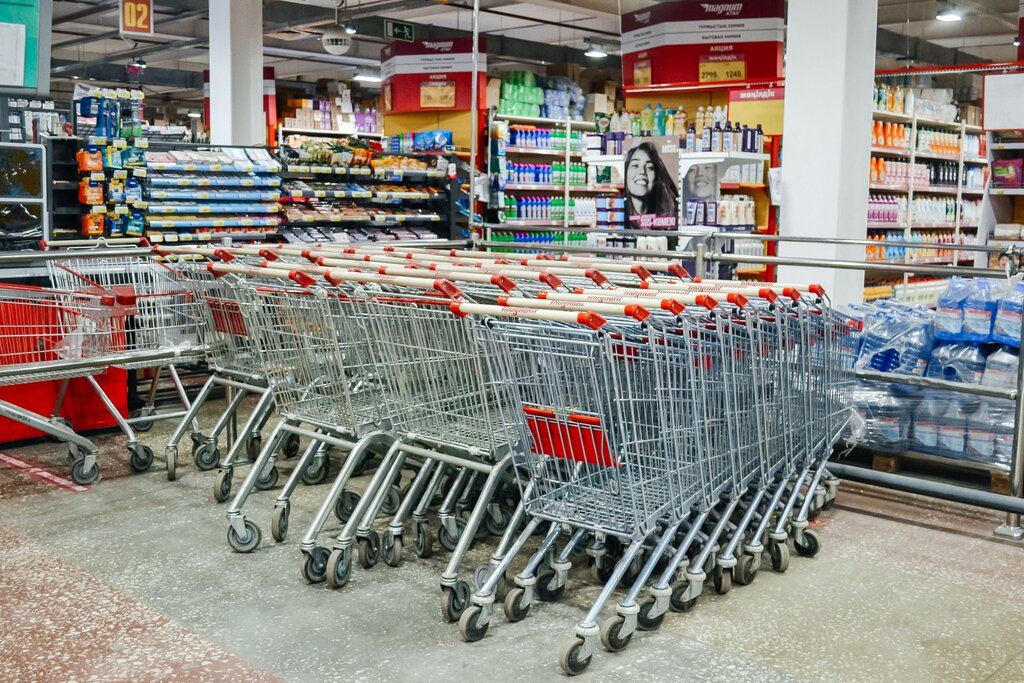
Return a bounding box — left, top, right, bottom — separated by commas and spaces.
870, 451, 1012, 494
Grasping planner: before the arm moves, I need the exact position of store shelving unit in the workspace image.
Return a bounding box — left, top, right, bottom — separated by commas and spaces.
982, 132, 1024, 261
865, 109, 989, 302
276, 151, 458, 245
140, 143, 284, 244
485, 110, 602, 249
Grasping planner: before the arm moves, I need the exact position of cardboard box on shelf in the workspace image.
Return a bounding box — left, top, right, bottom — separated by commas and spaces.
547, 63, 582, 82
590, 79, 619, 101
964, 105, 982, 127
584, 93, 611, 120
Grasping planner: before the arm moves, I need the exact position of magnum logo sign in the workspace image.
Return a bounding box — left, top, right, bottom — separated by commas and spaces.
381, 38, 487, 113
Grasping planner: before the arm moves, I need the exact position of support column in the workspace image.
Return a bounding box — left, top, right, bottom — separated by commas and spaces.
777, 0, 877, 306
1018, 1, 1023, 61
208, 0, 264, 145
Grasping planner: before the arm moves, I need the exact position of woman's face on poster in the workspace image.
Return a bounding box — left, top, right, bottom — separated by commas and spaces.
626, 148, 655, 199
685, 163, 716, 200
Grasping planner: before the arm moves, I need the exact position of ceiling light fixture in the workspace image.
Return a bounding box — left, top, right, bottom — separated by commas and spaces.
1014, 36, 1022, 47
129, 56, 147, 69
935, 4, 962, 21
187, 111, 202, 119
584, 41, 607, 59
353, 71, 381, 83
344, 21, 357, 35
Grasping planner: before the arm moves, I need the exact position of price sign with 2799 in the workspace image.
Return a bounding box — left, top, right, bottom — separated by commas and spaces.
698, 59, 746, 84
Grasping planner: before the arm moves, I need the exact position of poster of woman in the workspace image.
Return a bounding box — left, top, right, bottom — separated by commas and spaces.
624, 137, 679, 230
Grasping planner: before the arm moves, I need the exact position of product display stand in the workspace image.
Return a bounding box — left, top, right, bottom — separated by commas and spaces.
0, 142, 49, 254
866, 109, 988, 302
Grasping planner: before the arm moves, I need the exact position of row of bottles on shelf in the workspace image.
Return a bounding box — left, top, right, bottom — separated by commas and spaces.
506, 162, 588, 186
865, 230, 972, 262
872, 121, 909, 149
490, 231, 591, 247
502, 196, 597, 223
684, 194, 757, 229
869, 158, 986, 190
682, 120, 764, 154
595, 105, 765, 154
870, 120, 984, 158
492, 231, 674, 256
868, 194, 982, 226
507, 125, 583, 151
872, 82, 960, 123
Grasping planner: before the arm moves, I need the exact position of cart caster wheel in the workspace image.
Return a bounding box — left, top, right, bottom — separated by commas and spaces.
301, 457, 329, 485
459, 605, 489, 642
334, 490, 360, 522
128, 444, 154, 473
326, 547, 353, 589
70, 458, 99, 486
254, 464, 279, 490
166, 448, 177, 482
473, 564, 507, 598
214, 469, 232, 503
669, 581, 699, 613
284, 433, 301, 459
600, 614, 632, 653
637, 596, 664, 631
559, 637, 592, 676
536, 568, 565, 602
246, 435, 263, 462
440, 580, 470, 622
590, 557, 614, 584
713, 566, 732, 595
502, 586, 531, 622
358, 531, 381, 569
381, 484, 401, 516
413, 522, 434, 559
194, 444, 220, 471
438, 519, 466, 553
733, 553, 758, 586
132, 406, 155, 433
794, 531, 820, 558
301, 546, 329, 584
227, 519, 261, 553
271, 505, 289, 542
382, 533, 402, 567
769, 540, 790, 573
485, 507, 512, 536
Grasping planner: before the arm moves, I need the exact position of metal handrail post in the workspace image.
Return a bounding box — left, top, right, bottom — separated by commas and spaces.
996, 303, 1024, 539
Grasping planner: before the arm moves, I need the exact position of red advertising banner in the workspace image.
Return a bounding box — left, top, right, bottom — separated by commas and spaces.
120, 0, 154, 36
381, 38, 487, 113
621, 1, 784, 89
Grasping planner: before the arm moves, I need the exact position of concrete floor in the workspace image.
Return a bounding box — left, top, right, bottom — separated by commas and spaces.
1, 401, 1023, 682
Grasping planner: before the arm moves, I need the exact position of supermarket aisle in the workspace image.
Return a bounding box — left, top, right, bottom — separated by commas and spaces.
0, 408, 1023, 683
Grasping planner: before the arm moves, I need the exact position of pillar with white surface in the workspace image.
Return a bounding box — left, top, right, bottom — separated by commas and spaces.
778, 0, 877, 305
208, 0, 265, 145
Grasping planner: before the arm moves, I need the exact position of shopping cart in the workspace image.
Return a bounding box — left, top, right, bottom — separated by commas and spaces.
46, 255, 206, 474
0, 282, 126, 484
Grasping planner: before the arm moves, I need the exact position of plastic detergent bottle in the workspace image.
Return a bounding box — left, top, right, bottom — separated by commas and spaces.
936, 400, 968, 458
962, 279, 999, 342
994, 282, 1024, 346
653, 104, 667, 136
640, 105, 654, 135
935, 279, 973, 339
981, 346, 1019, 390
911, 393, 941, 452
966, 400, 996, 463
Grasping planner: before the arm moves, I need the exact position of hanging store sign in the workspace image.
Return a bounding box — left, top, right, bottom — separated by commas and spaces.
381, 38, 486, 113
621, 1, 784, 89
728, 86, 784, 135
120, 0, 154, 36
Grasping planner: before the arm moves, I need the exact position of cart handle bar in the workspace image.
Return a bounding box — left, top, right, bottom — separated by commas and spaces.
567, 285, 770, 305
449, 302, 607, 330
535, 290, 720, 312
207, 263, 462, 298
265, 259, 519, 293
496, 296, 651, 321
314, 256, 560, 290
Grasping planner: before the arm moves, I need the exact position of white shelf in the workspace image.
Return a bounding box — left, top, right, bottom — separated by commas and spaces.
505, 146, 582, 158
582, 154, 623, 165
991, 142, 1024, 150
678, 151, 769, 162
280, 127, 383, 138
494, 114, 596, 130
990, 188, 1024, 196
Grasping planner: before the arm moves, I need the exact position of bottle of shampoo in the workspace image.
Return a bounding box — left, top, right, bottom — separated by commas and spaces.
653, 104, 667, 136
640, 104, 654, 135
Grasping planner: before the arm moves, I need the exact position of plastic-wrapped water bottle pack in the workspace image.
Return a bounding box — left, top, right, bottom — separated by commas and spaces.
846, 278, 1021, 468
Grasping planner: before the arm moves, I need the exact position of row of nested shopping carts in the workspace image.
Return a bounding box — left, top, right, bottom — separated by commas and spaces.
4, 241, 856, 675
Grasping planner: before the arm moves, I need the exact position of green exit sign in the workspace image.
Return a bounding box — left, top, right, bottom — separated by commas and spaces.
385, 19, 414, 42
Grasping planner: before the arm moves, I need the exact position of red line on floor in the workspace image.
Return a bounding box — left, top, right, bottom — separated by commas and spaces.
0, 452, 90, 492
